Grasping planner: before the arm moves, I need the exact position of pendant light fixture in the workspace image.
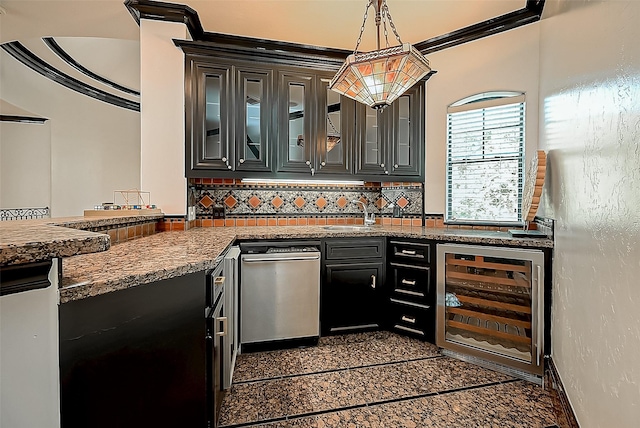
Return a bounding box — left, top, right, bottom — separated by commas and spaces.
329, 0, 432, 110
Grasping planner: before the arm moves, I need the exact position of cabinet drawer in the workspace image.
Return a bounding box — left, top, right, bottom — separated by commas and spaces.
389, 299, 434, 340
389, 240, 431, 265
324, 238, 385, 260
389, 263, 431, 305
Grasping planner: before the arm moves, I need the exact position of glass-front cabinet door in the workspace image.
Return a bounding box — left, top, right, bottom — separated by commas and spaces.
390, 85, 423, 176
436, 244, 545, 377
234, 67, 273, 172
355, 103, 391, 176
355, 83, 424, 177
316, 77, 354, 175
277, 71, 315, 174
190, 63, 233, 171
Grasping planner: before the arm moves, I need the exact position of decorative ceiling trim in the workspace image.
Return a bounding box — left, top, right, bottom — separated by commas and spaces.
125, 0, 352, 61
125, 0, 545, 59
0, 115, 49, 123
43, 37, 140, 97
414, 0, 545, 54
1, 41, 140, 112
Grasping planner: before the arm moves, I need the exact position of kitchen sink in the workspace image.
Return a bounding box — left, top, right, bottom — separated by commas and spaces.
322, 225, 374, 231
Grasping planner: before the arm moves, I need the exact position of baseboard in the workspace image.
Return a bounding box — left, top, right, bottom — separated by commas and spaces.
545, 356, 580, 428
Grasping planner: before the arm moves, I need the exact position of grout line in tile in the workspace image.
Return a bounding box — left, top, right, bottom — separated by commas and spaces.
434, 378, 522, 396
232, 354, 444, 385
221, 377, 523, 428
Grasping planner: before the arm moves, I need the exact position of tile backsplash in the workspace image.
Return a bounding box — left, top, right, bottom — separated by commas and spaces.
188, 179, 424, 226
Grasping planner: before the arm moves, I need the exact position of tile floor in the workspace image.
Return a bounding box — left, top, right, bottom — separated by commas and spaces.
219, 331, 560, 428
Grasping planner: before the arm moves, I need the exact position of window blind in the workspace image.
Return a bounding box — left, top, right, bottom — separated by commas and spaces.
446, 97, 525, 224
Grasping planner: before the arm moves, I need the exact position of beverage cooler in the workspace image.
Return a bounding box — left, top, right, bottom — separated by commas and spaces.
436, 244, 545, 381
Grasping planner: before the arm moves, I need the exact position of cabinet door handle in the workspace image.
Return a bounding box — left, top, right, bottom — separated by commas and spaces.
401, 249, 417, 255
536, 264, 543, 366
394, 164, 399, 168
221, 157, 227, 162
214, 276, 225, 287
380, 163, 385, 168
217, 317, 228, 337
305, 160, 311, 165
401, 279, 416, 286
239, 158, 245, 164
371, 274, 376, 289
321, 161, 326, 166
401, 315, 416, 324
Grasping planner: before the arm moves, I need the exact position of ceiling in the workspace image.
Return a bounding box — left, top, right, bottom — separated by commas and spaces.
0, 0, 527, 49
0, 0, 532, 109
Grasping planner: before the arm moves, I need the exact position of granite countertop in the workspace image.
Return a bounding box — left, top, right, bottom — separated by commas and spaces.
60, 225, 552, 303
0, 214, 164, 266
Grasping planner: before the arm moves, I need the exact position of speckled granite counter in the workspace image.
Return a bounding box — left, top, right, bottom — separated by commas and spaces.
0, 214, 163, 266
60, 225, 552, 303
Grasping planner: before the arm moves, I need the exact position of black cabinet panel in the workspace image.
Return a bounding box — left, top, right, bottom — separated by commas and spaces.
323, 261, 384, 335
322, 237, 386, 335
324, 238, 385, 261
389, 299, 434, 341
389, 262, 432, 306
59, 272, 207, 428
389, 240, 431, 265
386, 238, 436, 343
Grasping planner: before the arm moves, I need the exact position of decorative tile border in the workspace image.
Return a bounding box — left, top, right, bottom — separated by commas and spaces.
188, 179, 424, 227
89, 219, 158, 244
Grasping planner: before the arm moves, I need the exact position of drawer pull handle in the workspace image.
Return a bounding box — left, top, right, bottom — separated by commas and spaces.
401, 279, 416, 286
401, 315, 416, 324
371, 274, 376, 289
214, 276, 225, 287
396, 289, 424, 297
401, 249, 416, 255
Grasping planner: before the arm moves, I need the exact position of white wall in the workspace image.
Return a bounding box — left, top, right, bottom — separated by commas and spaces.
537, 1, 640, 426
0, 46, 140, 217
0, 121, 51, 209
424, 23, 540, 214
0, 259, 60, 428
140, 20, 188, 215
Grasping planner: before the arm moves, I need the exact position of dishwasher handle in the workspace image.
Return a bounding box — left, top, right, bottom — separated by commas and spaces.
243, 255, 320, 263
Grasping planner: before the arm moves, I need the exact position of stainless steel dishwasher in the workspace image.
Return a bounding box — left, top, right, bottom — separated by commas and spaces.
240, 243, 320, 350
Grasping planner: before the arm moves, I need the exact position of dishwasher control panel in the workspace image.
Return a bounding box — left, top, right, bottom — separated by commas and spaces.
266, 247, 318, 254
240, 240, 321, 254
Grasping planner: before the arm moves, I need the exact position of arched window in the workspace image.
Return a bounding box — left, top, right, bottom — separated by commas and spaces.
446, 91, 525, 224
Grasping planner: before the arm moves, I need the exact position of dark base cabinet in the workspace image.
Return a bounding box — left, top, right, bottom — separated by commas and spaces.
386, 239, 436, 343
59, 272, 207, 428
323, 262, 384, 334
322, 238, 385, 335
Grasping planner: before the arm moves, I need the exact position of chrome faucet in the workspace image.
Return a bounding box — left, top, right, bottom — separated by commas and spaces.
352, 200, 376, 226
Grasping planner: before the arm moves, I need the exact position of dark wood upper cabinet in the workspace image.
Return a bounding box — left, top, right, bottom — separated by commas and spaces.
234, 66, 273, 172
276, 70, 315, 174
315, 74, 354, 176
355, 84, 424, 178
181, 42, 425, 181
186, 60, 233, 172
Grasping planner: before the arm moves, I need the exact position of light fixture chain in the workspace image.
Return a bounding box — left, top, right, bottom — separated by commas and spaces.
382, 6, 390, 48
353, 0, 374, 53
383, 2, 403, 44
327, 114, 339, 134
